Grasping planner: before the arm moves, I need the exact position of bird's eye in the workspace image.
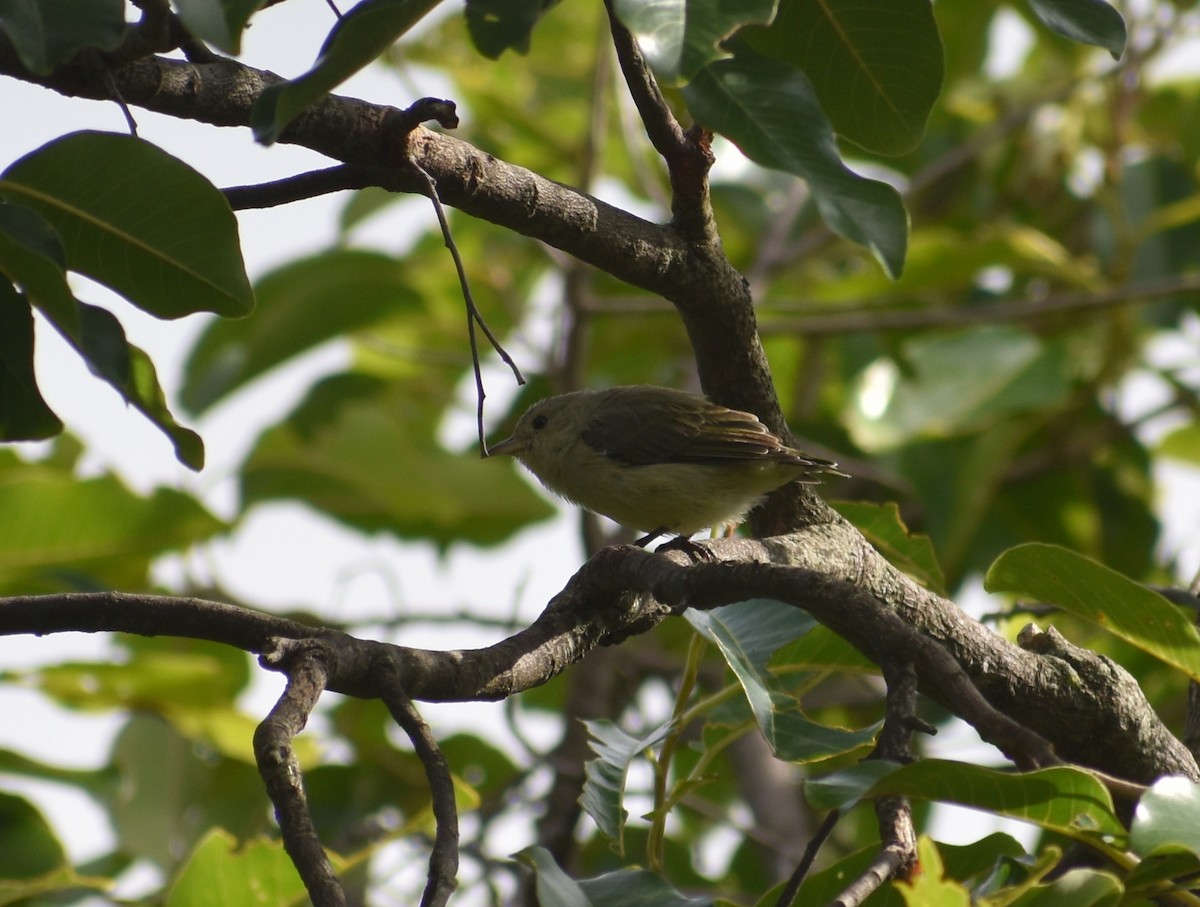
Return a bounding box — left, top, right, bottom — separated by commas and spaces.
531, 414, 548, 430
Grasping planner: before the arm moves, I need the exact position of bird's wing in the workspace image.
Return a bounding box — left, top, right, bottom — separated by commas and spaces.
580, 388, 836, 469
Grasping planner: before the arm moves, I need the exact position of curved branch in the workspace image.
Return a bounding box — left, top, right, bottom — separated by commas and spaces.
0, 35, 788, 477
377, 661, 460, 907
604, 0, 716, 238
3, 527, 1194, 785
254, 639, 344, 907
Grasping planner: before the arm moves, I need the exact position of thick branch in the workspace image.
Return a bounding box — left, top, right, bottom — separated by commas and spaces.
4, 526, 1194, 786
0, 36, 791, 491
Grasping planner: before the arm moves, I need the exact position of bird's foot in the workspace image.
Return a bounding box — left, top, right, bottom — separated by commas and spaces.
651, 534, 716, 562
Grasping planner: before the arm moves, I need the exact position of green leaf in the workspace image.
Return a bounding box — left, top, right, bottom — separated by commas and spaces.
1158, 423, 1200, 465
685, 600, 880, 761
895, 837, 972, 906
0, 204, 201, 462
516, 847, 714, 907
76, 303, 206, 469
0, 471, 225, 585
1131, 776, 1200, 857
846, 327, 1074, 453
984, 543, 1200, 681
0, 200, 78, 330
1027, 0, 1126, 60
0, 792, 64, 878
1007, 868, 1123, 907
466, 0, 559, 58
682, 47, 908, 278
240, 373, 556, 548
0, 132, 252, 319
171, 0, 267, 54
806, 760, 1126, 846
112, 718, 278, 867
0, 0, 126, 74
742, 0, 944, 155
1124, 849, 1200, 899
833, 500, 945, 593
251, 0, 444, 144
167, 830, 310, 907
611, 0, 775, 84
515, 847, 593, 907
579, 867, 715, 906
0, 281, 62, 440
579, 719, 674, 851
181, 249, 421, 414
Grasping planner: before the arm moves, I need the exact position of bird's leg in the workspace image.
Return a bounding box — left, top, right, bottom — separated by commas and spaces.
633, 527, 669, 547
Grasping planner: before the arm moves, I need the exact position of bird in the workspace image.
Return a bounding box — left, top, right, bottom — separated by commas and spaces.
487, 385, 845, 547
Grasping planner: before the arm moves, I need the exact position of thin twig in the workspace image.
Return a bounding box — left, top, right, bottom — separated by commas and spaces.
757, 273, 1200, 336
405, 160, 525, 456
774, 809, 841, 907
378, 666, 460, 907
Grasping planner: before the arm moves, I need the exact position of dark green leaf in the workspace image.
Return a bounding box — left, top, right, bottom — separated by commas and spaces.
515, 847, 592, 907
181, 249, 421, 414
686, 601, 880, 761
612, 0, 774, 84
1027, 0, 1126, 59
171, 0, 267, 54
251, 0, 444, 144
0, 792, 64, 878
0, 132, 252, 319
0, 206, 204, 466
683, 48, 908, 278
985, 543, 1200, 681
466, 0, 557, 58
0, 281, 62, 440
76, 304, 206, 469
580, 868, 715, 906
0, 200, 77, 330
742, 0, 944, 155
0, 0, 126, 74
579, 719, 673, 851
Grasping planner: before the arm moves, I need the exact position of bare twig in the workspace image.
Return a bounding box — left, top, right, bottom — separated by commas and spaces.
758, 274, 1200, 337
377, 663, 460, 907
774, 809, 841, 907
405, 160, 525, 455
254, 639, 345, 907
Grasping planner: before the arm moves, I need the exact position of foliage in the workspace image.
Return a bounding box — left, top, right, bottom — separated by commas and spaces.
2, 0, 1200, 905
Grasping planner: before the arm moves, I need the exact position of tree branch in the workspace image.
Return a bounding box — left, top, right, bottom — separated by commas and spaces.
604, 0, 716, 238
254, 639, 345, 907
377, 662, 459, 907
3, 528, 1194, 785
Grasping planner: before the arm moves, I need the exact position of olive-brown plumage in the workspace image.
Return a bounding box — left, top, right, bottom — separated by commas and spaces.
488, 386, 844, 544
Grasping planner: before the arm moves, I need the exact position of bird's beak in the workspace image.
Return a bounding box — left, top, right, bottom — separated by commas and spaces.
486, 435, 524, 458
